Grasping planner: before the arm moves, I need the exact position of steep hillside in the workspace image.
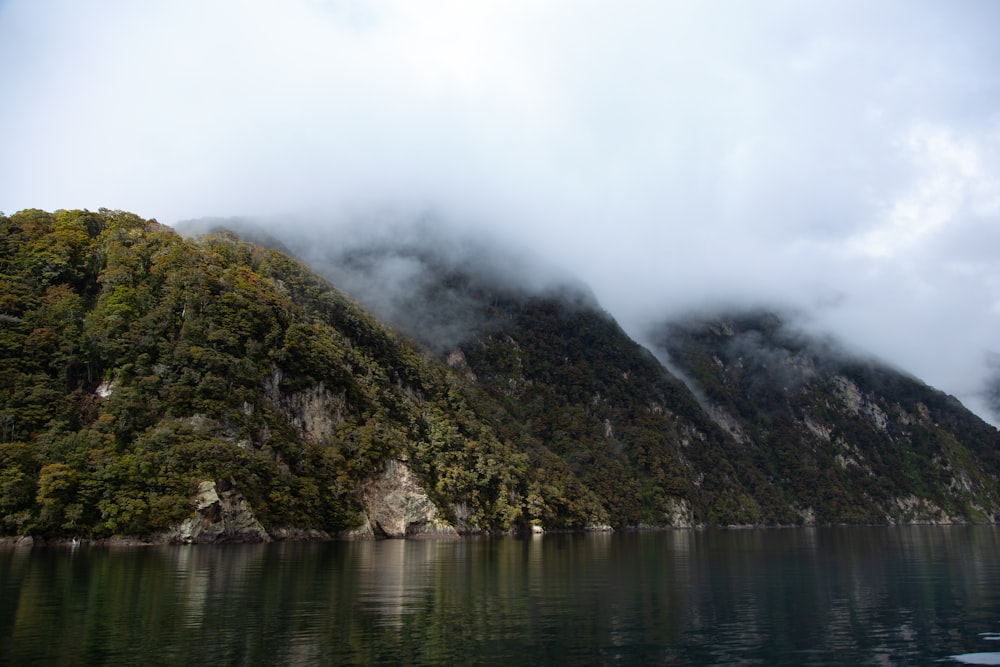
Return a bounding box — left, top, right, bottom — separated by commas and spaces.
278, 237, 805, 526
452, 289, 797, 527
5, 210, 997, 540
651, 310, 1000, 523
278, 230, 1000, 527
0, 209, 599, 540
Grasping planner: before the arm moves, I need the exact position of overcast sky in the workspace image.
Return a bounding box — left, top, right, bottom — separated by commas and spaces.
2, 0, 999, 422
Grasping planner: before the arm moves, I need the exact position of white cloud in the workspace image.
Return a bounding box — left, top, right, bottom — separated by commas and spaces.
850, 122, 1000, 260
1, 0, 999, 421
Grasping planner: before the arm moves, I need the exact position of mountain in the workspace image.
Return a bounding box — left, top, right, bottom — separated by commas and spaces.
2, 209, 998, 542
650, 310, 1000, 523
261, 226, 786, 526
271, 227, 1000, 527
0, 209, 593, 541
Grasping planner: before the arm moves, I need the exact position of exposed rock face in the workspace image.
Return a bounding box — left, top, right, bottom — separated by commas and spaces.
449, 501, 481, 534
358, 460, 458, 538
798, 507, 817, 525
4, 536, 37, 548
832, 375, 890, 431
265, 370, 345, 444
170, 479, 271, 543
661, 497, 695, 527
889, 495, 954, 524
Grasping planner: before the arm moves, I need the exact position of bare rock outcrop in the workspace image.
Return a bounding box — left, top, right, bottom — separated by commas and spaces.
358, 460, 458, 538
170, 479, 271, 543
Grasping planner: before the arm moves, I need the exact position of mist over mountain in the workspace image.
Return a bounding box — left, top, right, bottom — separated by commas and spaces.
987, 354, 1000, 407
650, 311, 1000, 523
177, 213, 595, 354
3, 208, 999, 543
182, 213, 1000, 526
4, 2, 999, 429
178, 209, 1000, 430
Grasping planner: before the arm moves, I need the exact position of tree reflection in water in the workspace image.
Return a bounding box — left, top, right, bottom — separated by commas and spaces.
2, 527, 1000, 665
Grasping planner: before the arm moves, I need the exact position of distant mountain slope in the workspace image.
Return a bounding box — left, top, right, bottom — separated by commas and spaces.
274, 234, 807, 526
650, 310, 1000, 523
273, 227, 1000, 527
451, 288, 796, 527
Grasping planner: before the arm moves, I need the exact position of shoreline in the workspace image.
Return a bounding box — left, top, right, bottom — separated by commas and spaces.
3, 520, 996, 549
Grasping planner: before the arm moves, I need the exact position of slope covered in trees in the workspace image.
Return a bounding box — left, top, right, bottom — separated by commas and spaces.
275, 230, 1000, 527
0, 209, 596, 539
273, 234, 793, 526
651, 311, 1000, 523
2, 209, 998, 540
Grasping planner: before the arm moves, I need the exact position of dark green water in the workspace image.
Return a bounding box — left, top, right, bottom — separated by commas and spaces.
2, 526, 1000, 666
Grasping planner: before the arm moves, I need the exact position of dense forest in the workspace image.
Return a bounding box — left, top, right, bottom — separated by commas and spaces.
272, 229, 1000, 527
652, 312, 1000, 523
0, 209, 585, 539
2, 209, 999, 541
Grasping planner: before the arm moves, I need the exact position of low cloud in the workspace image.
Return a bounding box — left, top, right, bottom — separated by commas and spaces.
2, 0, 998, 422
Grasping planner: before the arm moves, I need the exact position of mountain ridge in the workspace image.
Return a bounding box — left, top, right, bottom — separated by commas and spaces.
2, 209, 997, 543
264, 220, 1000, 526
651, 310, 1000, 523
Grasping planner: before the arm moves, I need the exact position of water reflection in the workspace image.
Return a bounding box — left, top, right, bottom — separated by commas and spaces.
357, 539, 445, 626
2, 527, 1000, 665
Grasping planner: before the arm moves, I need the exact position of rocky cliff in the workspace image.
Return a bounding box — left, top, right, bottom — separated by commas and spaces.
357, 460, 459, 538
169, 479, 270, 543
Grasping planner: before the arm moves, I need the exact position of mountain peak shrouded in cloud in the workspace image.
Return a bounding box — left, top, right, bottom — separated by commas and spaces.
2, 0, 999, 422
177, 211, 598, 353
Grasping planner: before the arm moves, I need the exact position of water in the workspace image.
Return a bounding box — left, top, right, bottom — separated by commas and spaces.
2, 526, 1000, 665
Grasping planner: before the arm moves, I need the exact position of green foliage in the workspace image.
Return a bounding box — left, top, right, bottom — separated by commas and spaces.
452, 291, 801, 527
0, 209, 538, 538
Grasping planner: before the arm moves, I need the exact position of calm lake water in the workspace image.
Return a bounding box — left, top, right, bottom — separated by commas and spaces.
2, 526, 1000, 666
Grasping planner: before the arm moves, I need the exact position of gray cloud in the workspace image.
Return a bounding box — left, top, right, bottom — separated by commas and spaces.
2, 0, 998, 422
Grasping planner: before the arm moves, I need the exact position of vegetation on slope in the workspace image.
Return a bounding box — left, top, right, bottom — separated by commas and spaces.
457, 290, 794, 527
0, 209, 567, 538
278, 238, 797, 527
279, 233, 1000, 528
3, 210, 997, 539
652, 310, 1000, 523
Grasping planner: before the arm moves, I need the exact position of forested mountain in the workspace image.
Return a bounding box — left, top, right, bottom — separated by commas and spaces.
2, 209, 998, 542
0, 209, 584, 540
651, 311, 1000, 523
274, 229, 1000, 527
307, 241, 785, 525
